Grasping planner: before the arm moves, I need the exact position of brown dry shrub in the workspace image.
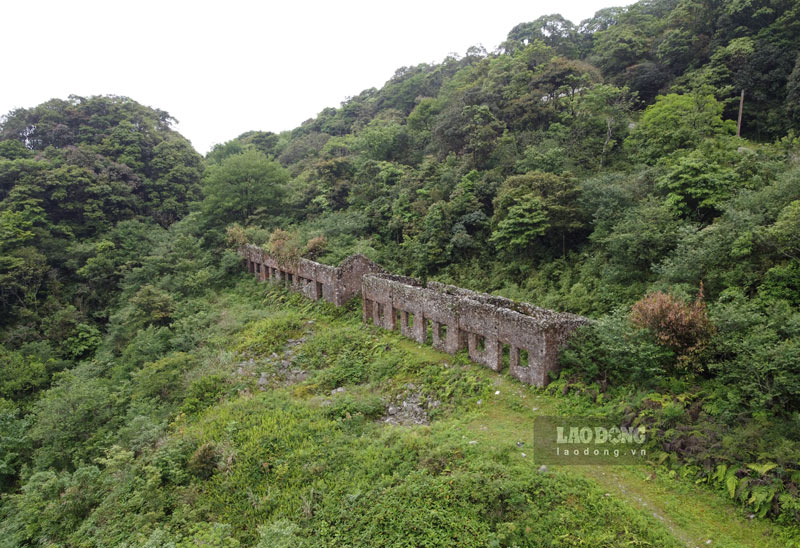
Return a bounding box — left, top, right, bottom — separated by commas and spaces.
268, 228, 302, 265
303, 235, 328, 260
630, 283, 714, 369
225, 223, 248, 248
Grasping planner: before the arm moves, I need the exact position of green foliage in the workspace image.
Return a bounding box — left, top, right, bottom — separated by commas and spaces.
200, 149, 290, 230
29, 363, 117, 469
707, 294, 800, 416
234, 312, 304, 357
600, 198, 683, 281
187, 442, 221, 479
130, 284, 177, 328
489, 193, 548, 255
559, 312, 675, 387
625, 93, 734, 164
0, 399, 28, 492
130, 353, 195, 404
181, 375, 229, 416
3, 2, 800, 541
0, 344, 50, 400
321, 393, 385, 421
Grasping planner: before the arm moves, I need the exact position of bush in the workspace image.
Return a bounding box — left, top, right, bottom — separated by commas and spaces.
707, 295, 800, 416
187, 442, 221, 479
321, 394, 384, 421
0, 399, 28, 491
181, 375, 228, 415
630, 284, 714, 369
0, 344, 49, 400
130, 352, 195, 404
558, 312, 675, 388
234, 312, 304, 357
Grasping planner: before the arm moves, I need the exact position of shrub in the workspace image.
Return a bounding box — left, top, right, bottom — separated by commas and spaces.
303, 235, 327, 260
130, 353, 194, 404
187, 442, 220, 479
707, 295, 800, 416
181, 375, 228, 415
267, 228, 303, 264
313, 351, 371, 390
558, 312, 675, 388
0, 399, 28, 491
0, 344, 49, 400
129, 285, 176, 328
630, 284, 714, 368
234, 312, 304, 357
321, 394, 384, 421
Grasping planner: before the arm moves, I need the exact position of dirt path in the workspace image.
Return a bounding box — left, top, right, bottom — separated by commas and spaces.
458, 375, 793, 548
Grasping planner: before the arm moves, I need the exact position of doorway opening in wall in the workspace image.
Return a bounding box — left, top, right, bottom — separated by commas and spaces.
287, 273, 294, 285
377, 303, 385, 323
438, 323, 447, 342
407, 312, 414, 328
502, 343, 510, 369
316, 282, 323, 298
477, 335, 486, 352
458, 329, 469, 351
396, 309, 402, 330
519, 349, 529, 368
423, 318, 432, 345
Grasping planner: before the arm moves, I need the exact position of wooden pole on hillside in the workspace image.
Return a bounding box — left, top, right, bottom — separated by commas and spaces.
737, 89, 745, 137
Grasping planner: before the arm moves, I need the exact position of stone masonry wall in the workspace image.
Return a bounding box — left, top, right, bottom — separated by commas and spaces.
362, 274, 587, 387
241, 245, 385, 307
241, 245, 587, 387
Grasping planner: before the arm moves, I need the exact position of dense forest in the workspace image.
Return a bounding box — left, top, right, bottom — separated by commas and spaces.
1, 0, 800, 545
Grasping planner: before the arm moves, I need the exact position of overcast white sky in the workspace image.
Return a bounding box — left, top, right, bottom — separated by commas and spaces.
3, 0, 630, 154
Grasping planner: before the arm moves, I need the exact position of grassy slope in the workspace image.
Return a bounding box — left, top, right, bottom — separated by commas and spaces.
115, 278, 799, 546
392, 338, 796, 547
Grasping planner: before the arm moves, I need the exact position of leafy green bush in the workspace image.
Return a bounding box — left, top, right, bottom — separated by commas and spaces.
234, 312, 304, 356
321, 393, 384, 421
558, 312, 675, 387
0, 399, 27, 491
130, 352, 195, 404
0, 344, 49, 400
180, 375, 229, 415
707, 295, 800, 417
187, 441, 221, 479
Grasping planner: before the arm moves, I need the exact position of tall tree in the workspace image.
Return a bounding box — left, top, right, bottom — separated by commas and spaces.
200, 149, 290, 229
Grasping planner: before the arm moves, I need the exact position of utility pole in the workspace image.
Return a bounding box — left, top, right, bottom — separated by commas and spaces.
737, 89, 745, 137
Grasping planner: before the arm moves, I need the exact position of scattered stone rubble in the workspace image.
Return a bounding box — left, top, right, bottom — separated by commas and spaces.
381, 383, 440, 426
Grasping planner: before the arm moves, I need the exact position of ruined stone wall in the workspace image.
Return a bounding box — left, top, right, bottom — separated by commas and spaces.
240, 245, 384, 307
336, 254, 387, 305
241, 245, 587, 387
362, 274, 587, 387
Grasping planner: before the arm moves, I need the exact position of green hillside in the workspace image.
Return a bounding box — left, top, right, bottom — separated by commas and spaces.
1, 0, 800, 545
